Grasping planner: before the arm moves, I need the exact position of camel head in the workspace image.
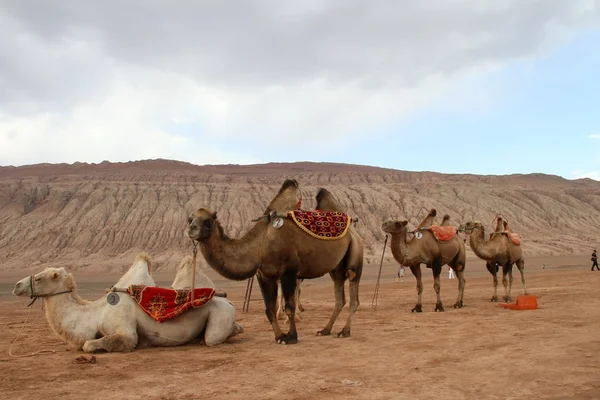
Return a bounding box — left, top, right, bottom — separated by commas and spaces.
381, 219, 409, 235
264, 178, 301, 214
187, 208, 218, 241
460, 221, 484, 234
13, 267, 76, 298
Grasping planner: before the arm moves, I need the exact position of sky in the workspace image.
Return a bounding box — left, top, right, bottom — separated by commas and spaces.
1, 1, 600, 180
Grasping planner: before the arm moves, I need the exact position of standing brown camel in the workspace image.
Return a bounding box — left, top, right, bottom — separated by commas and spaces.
186, 180, 363, 344
314, 187, 365, 326
460, 216, 527, 302
381, 209, 466, 312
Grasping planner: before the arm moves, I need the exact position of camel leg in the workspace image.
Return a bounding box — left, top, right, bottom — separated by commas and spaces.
256, 273, 284, 342
82, 331, 138, 353
516, 258, 527, 295
453, 267, 466, 309
204, 301, 240, 347
279, 268, 299, 344
318, 268, 346, 336
504, 262, 515, 302
486, 262, 499, 302
276, 281, 284, 321
501, 262, 514, 303
432, 259, 444, 312
337, 257, 363, 338
297, 279, 305, 312
409, 265, 423, 313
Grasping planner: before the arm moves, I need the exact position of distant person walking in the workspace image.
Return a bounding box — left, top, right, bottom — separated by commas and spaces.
448, 266, 455, 279
396, 265, 405, 283
592, 249, 599, 271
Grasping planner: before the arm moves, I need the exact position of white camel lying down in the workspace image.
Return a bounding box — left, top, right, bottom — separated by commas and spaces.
12, 253, 243, 353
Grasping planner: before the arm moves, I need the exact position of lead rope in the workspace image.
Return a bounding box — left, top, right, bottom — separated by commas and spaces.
8, 302, 56, 358
191, 240, 198, 306
371, 235, 389, 310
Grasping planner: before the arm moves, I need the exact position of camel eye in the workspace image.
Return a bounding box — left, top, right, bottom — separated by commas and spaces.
203, 219, 212, 228
35, 277, 41, 282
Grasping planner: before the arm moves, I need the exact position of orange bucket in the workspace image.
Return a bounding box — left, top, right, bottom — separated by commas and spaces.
501, 295, 538, 310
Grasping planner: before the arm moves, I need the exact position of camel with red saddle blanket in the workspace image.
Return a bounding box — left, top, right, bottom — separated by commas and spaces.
382, 209, 467, 312
187, 179, 364, 345
12, 253, 242, 353
459, 215, 527, 303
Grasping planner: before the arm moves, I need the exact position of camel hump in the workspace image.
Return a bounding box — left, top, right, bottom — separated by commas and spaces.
278, 179, 299, 194
315, 187, 330, 204
135, 252, 152, 273
441, 214, 451, 225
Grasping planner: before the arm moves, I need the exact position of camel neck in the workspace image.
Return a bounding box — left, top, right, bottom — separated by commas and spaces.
200, 221, 266, 281
43, 292, 104, 348
389, 233, 407, 264
469, 228, 495, 260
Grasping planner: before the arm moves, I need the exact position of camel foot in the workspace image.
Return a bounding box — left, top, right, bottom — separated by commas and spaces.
275, 333, 298, 345
489, 296, 499, 303
298, 304, 305, 312
435, 303, 445, 312
503, 296, 512, 303
411, 304, 422, 313
336, 328, 351, 338
453, 301, 463, 309
316, 328, 331, 336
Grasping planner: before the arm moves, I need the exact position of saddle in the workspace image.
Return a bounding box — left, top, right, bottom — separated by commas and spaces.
288, 209, 351, 240
490, 231, 521, 246
127, 285, 215, 323
428, 225, 458, 242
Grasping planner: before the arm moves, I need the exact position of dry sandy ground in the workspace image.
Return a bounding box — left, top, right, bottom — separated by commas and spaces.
1, 257, 600, 400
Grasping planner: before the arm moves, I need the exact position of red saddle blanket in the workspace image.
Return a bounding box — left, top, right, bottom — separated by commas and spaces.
507, 232, 521, 245
429, 225, 458, 242
127, 285, 215, 323
288, 210, 351, 240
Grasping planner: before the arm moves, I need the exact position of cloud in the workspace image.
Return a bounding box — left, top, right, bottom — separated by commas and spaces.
1, 1, 600, 165
587, 134, 600, 139
572, 170, 600, 180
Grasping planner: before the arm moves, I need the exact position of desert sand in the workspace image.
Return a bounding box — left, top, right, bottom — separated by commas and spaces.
2, 255, 600, 400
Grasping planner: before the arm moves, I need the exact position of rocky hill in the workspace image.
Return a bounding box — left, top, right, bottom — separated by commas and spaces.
1, 159, 599, 273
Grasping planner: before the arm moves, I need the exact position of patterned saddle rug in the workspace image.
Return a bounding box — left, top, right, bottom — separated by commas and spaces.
428, 225, 458, 242
288, 210, 351, 240
127, 285, 215, 323
490, 231, 521, 246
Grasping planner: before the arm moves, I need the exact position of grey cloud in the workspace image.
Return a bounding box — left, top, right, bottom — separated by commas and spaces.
3, 0, 599, 94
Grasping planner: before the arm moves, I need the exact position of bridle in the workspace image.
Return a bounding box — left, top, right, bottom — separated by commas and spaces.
26, 274, 73, 307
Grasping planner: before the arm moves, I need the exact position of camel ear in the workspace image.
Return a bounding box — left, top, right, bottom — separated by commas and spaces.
211, 212, 217, 220
402, 220, 408, 226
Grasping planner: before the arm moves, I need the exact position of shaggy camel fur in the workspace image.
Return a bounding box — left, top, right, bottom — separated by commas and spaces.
187, 179, 363, 344
12, 254, 242, 353
381, 209, 466, 312
460, 217, 527, 302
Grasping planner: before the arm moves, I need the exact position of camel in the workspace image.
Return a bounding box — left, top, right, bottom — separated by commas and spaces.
186, 179, 363, 344
381, 209, 466, 312
276, 279, 304, 323
12, 253, 242, 353
460, 216, 527, 302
